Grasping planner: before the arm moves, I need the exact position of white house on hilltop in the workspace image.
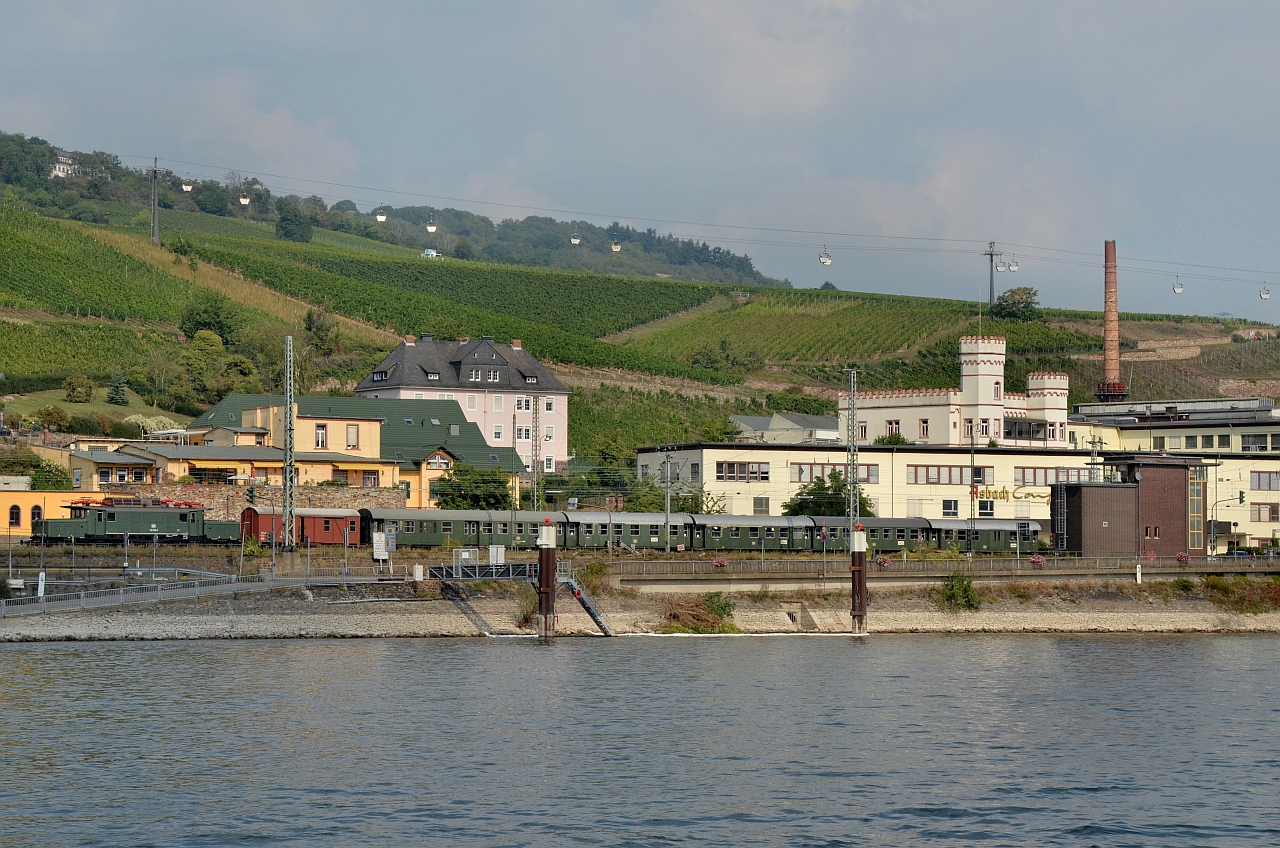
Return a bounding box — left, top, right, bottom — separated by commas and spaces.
838, 336, 1070, 449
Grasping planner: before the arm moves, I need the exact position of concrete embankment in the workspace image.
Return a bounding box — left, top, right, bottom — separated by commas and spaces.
3, 584, 1279, 640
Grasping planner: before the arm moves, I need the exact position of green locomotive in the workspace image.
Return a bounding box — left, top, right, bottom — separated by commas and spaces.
33, 497, 241, 543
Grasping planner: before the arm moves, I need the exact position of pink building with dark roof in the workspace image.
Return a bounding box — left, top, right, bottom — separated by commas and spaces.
838, 337, 1069, 448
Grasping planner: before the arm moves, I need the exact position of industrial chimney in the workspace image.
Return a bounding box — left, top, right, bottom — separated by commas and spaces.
1095, 239, 1128, 402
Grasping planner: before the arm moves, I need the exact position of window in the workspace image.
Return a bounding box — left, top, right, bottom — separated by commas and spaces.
544, 425, 554, 442
1047, 422, 1057, 440
1151, 436, 1165, 450
481, 522, 493, 534
715, 462, 770, 482
516, 396, 532, 412
979, 500, 995, 518
690, 462, 700, 481
964, 419, 974, 438
467, 394, 478, 411
1168, 435, 1182, 449
711, 526, 722, 539
545, 398, 554, 412
753, 497, 769, 515
629, 524, 640, 538
315, 424, 327, 449
1273, 434, 1280, 451
493, 425, 504, 441
331, 469, 349, 485
544, 456, 554, 473
1144, 526, 1162, 539
469, 369, 481, 381
132, 470, 145, 483
437, 393, 454, 400
639, 464, 650, 479
442, 521, 453, 534
349, 519, 357, 534
1242, 434, 1268, 452
363, 471, 379, 488
749, 527, 759, 539
8, 505, 19, 526
919, 419, 929, 439
1185, 436, 1198, 449
648, 524, 659, 538
886, 420, 901, 436
494, 396, 504, 413
1252, 503, 1280, 522
116, 468, 127, 483
994, 381, 1002, 400
526, 376, 538, 384
942, 499, 958, 517
1189, 466, 1206, 549
516, 425, 532, 441
906, 466, 993, 485
498, 522, 508, 535
324, 519, 333, 533
906, 499, 924, 518
72, 468, 82, 488
372, 370, 388, 382
427, 372, 440, 381
980, 419, 990, 437
790, 464, 878, 484
346, 424, 359, 449
1219, 435, 1231, 448
98, 468, 110, 485
426, 454, 451, 470
730, 527, 740, 538
857, 420, 867, 441
463, 521, 478, 536
1251, 471, 1280, 490
486, 369, 500, 382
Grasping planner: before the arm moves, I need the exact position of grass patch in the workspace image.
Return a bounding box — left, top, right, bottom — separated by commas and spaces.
516, 581, 538, 628
939, 570, 981, 611
577, 560, 610, 594
1202, 574, 1280, 614
661, 592, 741, 634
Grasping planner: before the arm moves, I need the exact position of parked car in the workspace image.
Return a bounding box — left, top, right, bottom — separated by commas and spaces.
421, 249, 442, 260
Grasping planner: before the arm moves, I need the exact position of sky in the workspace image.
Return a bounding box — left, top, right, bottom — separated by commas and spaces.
3, 1, 1280, 316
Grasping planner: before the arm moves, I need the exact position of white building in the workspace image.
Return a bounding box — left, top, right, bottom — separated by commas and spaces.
839, 336, 1070, 449
355, 335, 570, 475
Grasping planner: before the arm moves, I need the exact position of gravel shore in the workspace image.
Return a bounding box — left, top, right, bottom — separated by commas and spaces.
3, 585, 1279, 640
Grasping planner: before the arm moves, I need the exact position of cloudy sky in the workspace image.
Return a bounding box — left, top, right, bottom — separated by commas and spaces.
4, 1, 1279, 315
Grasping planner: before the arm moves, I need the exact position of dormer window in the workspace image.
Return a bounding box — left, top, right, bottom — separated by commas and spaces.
486, 369, 500, 382
427, 372, 440, 381
525, 376, 537, 384
469, 369, 481, 381
372, 371, 388, 382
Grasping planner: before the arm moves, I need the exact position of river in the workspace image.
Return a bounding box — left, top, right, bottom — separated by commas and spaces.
2, 634, 1278, 846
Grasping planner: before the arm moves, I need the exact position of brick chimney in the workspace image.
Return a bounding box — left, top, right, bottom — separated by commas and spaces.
1095, 239, 1128, 402
511, 339, 522, 350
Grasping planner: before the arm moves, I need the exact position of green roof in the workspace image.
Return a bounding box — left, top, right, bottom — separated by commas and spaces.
190, 394, 524, 472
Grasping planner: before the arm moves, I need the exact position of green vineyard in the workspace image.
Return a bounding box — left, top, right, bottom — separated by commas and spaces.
0, 320, 181, 374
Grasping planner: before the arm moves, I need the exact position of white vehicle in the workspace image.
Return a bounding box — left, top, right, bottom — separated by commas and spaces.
421, 249, 443, 260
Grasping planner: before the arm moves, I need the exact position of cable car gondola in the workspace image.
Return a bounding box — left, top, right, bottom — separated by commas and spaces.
375, 208, 387, 222
570, 232, 581, 245
1262, 285, 1271, 301
239, 193, 251, 206
1007, 256, 1018, 272
819, 245, 832, 266
1173, 277, 1183, 294
181, 180, 193, 192
426, 218, 437, 233
610, 238, 622, 252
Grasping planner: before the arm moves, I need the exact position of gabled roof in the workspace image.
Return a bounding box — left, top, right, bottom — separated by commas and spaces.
354, 335, 568, 394
773, 413, 839, 431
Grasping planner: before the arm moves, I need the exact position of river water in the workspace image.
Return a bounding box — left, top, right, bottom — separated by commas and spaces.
2, 634, 1279, 846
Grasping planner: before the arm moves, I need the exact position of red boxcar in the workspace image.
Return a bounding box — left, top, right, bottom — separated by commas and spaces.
240, 507, 361, 546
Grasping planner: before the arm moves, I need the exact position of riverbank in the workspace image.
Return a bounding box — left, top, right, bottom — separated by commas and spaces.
4, 579, 1280, 640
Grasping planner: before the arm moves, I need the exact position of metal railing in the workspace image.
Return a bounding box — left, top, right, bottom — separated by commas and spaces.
1, 575, 270, 618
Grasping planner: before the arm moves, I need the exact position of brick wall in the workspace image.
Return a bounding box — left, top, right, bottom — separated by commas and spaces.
100, 483, 407, 521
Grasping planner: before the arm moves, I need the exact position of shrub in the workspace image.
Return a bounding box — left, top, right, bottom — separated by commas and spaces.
662, 592, 741, 634
1173, 577, 1195, 593
33, 405, 72, 432
517, 581, 538, 628
62, 374, 94, 403
941, 570, 981, 611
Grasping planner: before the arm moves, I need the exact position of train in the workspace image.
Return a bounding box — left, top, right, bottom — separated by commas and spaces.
33, 501, 1041, 555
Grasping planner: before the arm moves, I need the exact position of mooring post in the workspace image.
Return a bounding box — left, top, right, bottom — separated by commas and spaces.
850, 523, 868, 635
537, 517, 557, 639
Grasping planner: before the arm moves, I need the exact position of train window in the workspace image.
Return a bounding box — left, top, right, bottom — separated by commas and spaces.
711, 527, 722, 539
896, 528, 905, 541
323, 519, 332, 532
648, 524, 659, 537
349, 520, 358, 533
516, 522, 525, 535
481, 522, 492, 534
731, 527, 741, 539
956, 529, 967, 542
629, 524, 640, 537
910, 529, 921, 541
944, 529, 954, 541
613, 524, 623, 536
463, 521, 477, 535
498, 522, 508, 535
403, 520, 415, 534
442, 521, 453, 534
386, 521, 398, 533
749, 527, 760, 539
106, 512, 116, 522
869, 528, 879, 539
179, 513, 188, 523
831, 527, 841, 539
764, 527, 774, 538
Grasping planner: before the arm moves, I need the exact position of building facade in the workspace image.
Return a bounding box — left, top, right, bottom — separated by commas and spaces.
355, 335, 569, 474
838, 337, 1071, 449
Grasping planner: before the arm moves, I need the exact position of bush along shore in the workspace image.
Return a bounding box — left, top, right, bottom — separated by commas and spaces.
4, 575, 1280, 640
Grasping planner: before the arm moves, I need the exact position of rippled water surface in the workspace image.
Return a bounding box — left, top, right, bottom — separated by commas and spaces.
3, 634, 1280, 846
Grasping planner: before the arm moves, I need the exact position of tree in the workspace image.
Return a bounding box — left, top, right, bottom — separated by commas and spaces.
304, 308, 340, 356
820, 281, 838, 291
106, 373, 129, 406
625, 476, 666, 512
990, 286, 1040, 322
782, 468, 876, 517
30, 458, 72, 491
873, 433, 911, 446
180, 289, 242, 344
33, 405, 72, 432
275, 197, 313, 242
433, 463, 512, 509
178, 330, 228, 404
62, 374, 94, 403
193, 180, 230, 216
452, 237, 476, 260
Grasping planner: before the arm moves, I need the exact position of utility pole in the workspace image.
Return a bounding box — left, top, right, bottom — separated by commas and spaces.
983, 242, 1002, 306
282, 336, 297, 552
147, 157, 163, 246
531, 395, 542, 509
845, 368, 867, 635
663, 448, 673, 554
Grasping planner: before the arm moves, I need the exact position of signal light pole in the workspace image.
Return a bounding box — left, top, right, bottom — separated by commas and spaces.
537, 517, 556, 639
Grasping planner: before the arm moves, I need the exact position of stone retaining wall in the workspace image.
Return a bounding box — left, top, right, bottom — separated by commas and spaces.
99, 483, 407, 521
